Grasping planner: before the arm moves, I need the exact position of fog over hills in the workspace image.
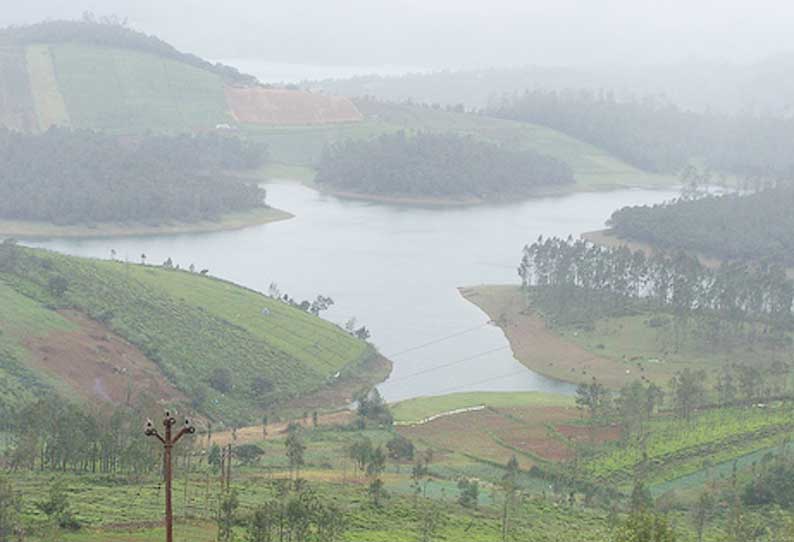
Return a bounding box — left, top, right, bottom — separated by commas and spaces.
4, 0, 794, 69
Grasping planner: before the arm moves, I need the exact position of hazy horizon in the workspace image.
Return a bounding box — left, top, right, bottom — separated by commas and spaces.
3, 0, 794, 71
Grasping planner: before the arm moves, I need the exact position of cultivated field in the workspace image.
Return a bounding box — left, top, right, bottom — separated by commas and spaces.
226, 87, 363, 125
25, 44, 69, 130
49, 44, 230, 132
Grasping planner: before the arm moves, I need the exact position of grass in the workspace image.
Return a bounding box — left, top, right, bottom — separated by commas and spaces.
49, 44, 230, 133
0, 247, 373, 423
25, 44, 70, 130
392, 391, 574, 424
0, 206, 293, 239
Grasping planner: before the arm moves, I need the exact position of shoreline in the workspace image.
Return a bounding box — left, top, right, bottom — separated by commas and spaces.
0, 206, 294, 240
460, 284, 653, 389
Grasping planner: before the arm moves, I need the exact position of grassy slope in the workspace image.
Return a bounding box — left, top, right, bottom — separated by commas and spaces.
25, 44, 69, 130
0, 247, 371, 423
246, 101, 676, 192
50, 43, 230, 132
392, 390, 573, 423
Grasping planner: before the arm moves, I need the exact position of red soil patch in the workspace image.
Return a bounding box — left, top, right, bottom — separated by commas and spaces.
23, 310, 186, 407
225, 87, 363, 125
556, 423, 622, 445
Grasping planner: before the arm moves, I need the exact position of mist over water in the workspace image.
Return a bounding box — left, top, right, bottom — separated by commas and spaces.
27, 182, 677, 402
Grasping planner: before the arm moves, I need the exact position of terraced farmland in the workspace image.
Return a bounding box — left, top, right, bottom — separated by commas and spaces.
0, 46, 37, 131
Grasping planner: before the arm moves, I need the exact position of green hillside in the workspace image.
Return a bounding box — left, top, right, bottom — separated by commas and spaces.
0, 243, 375, 424
249, 100, 676, 190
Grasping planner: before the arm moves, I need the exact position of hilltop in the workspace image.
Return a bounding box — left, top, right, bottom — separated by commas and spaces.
0, 19, 362, 134
0, 242, 389, 425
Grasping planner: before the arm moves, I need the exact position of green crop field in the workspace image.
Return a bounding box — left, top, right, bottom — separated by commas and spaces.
49, 44, 230, 132
583, 405, 794, 485
0, 246, 372, 423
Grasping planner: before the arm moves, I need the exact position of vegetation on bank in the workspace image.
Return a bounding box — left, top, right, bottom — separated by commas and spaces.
608, 185, 794, 265
0, 243, 372, 423
315, 131, 574, 198
0, 128, 269, 225
490, 89, 794, 177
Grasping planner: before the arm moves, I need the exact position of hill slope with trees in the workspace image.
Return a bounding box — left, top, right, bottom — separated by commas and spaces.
607, 186, 794, 265
0, 243, 380, 424
0, 127, 269, 225
315, 131, 574, 200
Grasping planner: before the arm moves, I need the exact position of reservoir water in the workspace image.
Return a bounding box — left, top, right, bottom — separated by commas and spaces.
27, 182, 677, 403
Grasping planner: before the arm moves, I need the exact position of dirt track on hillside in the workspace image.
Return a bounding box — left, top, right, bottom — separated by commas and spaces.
225, 87, 363, 125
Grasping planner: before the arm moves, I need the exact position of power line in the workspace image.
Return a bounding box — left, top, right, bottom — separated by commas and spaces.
385, 322, 490, 358
384, 345, 511, 386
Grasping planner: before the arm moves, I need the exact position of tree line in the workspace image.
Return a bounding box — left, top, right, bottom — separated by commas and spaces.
0, 127, 268, 224
0, 17, 257, 85
607, 184, 794, 266
490, 89, 794, 177
518, 236, 793, 348
315, 131, 574, 198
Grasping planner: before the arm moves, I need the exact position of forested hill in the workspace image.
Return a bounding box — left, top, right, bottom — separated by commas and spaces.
0, 243, 378, 424
0, 128, 268, 225
490, 90, 794, 177
315, 131, 574, 199
607, 186, 794, 265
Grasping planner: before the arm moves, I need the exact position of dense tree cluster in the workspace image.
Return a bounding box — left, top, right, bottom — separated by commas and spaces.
608, 185, 794, 265
0, 17, 257, 85
2, 397, 159, 474
315, 131, 573, 198
0, 127, 268, 224
519, 236, 793, 347
490, 90, 794, 176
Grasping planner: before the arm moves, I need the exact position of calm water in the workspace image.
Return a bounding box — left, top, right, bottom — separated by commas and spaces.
216, 59, 429, 84
27, 182, 676, 403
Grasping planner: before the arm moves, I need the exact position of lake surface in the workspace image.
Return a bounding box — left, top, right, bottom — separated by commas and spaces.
215, 59, 430, 84
28, 182, 677, 403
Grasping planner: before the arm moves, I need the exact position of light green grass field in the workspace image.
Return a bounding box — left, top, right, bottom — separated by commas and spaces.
49, 44, 230, 132
392, 391, 574, 423
25, 44, 69, 130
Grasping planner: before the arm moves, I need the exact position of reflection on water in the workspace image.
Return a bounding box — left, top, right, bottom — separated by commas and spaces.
26, 182, 677, 402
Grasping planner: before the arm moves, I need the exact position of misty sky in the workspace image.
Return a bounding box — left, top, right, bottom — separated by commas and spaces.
3, 0, 794, 69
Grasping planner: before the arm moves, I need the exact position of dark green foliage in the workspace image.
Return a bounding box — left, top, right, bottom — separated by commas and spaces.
491, 89, 794, 176
614, 511, 677, 542
609, 186, 794, 265
316, 131, 573, 198
355, 389, 394, 428
742, 460, 794, 508
217, 490, 239, 542
209, 367, 234, 394
0, 127, 268, 224
235, 444, 265, 466
0, 18, 257, 85
457, 478, 479, 509
0, 477, 20, 542
386, 434, 415, 462
246, 488, 347, 542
